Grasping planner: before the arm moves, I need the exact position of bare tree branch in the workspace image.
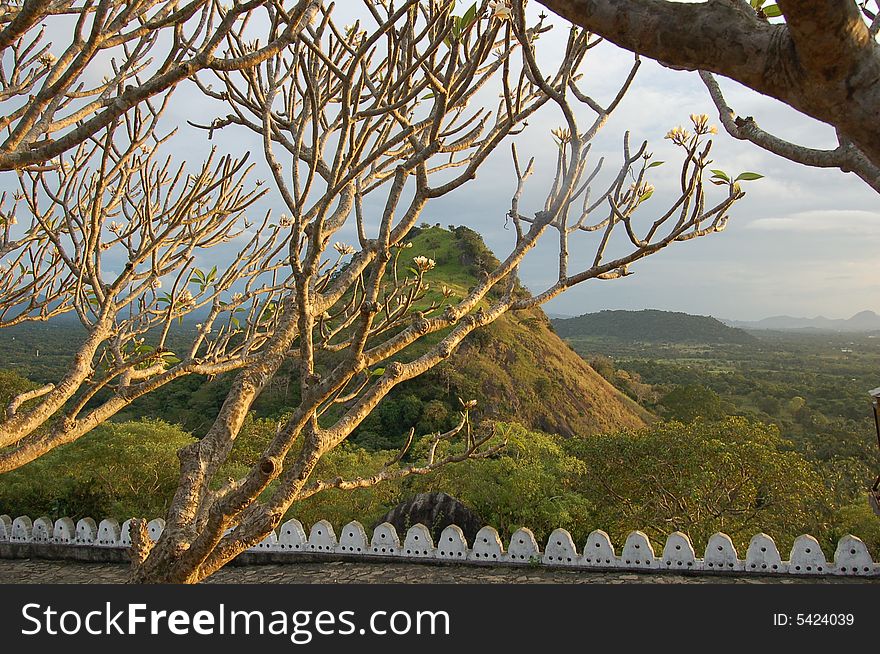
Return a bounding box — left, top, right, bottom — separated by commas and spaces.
699, 70, 880, 192
536, 0, 880, 180
0, 0, 321, 171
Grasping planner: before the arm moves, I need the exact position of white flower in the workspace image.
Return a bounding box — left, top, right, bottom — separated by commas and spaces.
150, 278, 162, 290
687, 113, 717, 135
333, 241, 355, 256
551, 127, 571, 145
39, 52, 56, 67
489, 1, 512, 21
108, 221, 122, 233
690, 113, 708, 132
278, 213, 292, 227
231, 292, 243, 303
664, 126, 691, 147
630, 182, 654, 198
413, 255, 436, 272
177, 289, 195, 307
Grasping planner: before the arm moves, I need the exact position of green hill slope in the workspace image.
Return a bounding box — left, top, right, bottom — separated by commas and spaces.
551, 309, 757, 345
343, 226, 649, 444
433, 306, 650, 437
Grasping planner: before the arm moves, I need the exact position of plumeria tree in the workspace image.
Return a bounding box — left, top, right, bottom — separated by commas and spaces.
0, 98, 296, 472
0, 0, 325, 470
125, 0, 752, 583
0, 0, 756, 583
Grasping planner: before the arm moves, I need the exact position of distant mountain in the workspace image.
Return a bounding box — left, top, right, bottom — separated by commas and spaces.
723, 310, 880, 332
551, 309, 757, 344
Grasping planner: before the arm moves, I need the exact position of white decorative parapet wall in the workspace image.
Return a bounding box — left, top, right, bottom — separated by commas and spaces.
1, 512, 877, 577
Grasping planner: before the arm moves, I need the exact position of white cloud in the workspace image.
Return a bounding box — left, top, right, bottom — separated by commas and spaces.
747, 210, 880, 234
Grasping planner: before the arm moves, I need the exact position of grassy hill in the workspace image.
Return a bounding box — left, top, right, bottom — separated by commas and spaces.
433, 307, 650, 437
551, 309, 757, 345
348, 226, 647, 440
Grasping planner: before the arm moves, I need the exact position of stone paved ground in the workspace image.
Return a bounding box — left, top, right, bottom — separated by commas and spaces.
1, 559, 878, 583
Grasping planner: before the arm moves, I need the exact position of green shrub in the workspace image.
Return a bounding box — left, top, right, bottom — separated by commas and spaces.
0, 419, 194, 520
564, 417, 829, 554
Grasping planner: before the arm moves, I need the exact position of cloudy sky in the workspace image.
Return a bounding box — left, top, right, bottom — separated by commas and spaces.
419, 8, 880, 322
14, 3, 879, 323
514, 54, 880, 322
188, 5, 880, 322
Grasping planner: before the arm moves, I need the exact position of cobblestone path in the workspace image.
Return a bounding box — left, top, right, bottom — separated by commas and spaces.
1, 559, 877, 583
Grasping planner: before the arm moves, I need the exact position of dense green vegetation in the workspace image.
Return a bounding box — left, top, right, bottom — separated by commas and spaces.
0, 420, 194, 520
0, 417, 873, 559
1, 232, 878, 560
5, 415, 871, 556
561, 316, 880, 556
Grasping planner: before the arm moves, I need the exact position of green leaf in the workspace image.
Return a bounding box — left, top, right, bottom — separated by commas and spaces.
462, 2, 478, 27
638, 190, 654, 203
371, 367, 386, 377
734, 172, 764, 182
259, 301, 277, 323
763, 4, 782, 17
646, 161, 665, 169
450, 17, 462, 40
161, 354, 182, 365
709, 169, 730, 182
